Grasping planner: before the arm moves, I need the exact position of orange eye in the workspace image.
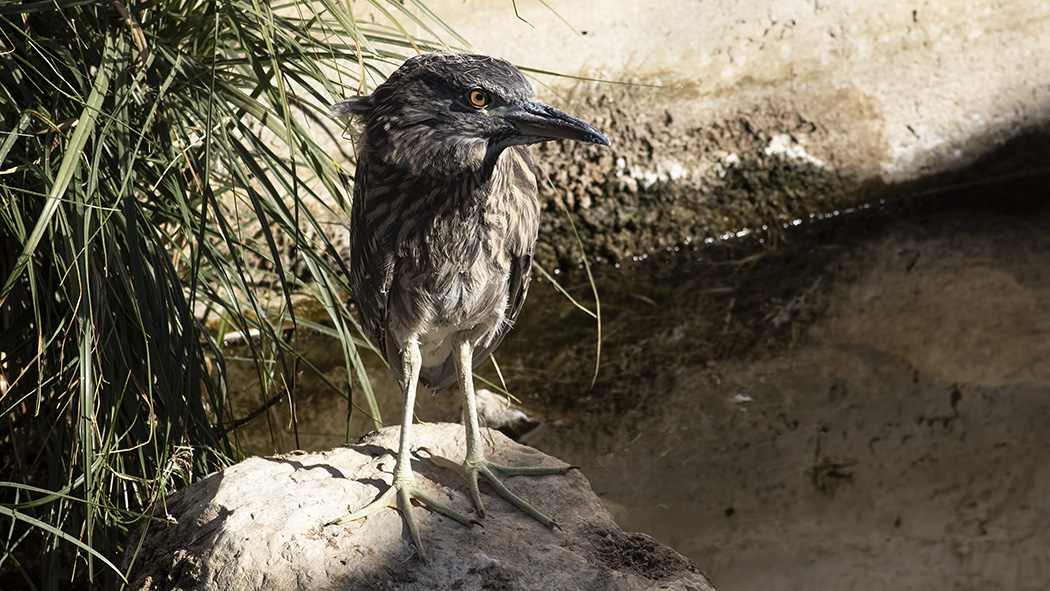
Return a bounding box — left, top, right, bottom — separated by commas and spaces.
468, 89, 490, 108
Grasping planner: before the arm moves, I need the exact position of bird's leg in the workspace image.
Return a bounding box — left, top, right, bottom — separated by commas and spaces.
334, 336, 475, 556
430, 335, 572, 528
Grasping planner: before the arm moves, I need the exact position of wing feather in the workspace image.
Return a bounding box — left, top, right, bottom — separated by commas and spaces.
348, 161, 401, 379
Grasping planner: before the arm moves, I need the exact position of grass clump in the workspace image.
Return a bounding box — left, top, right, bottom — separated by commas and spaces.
0, 0, 459, 587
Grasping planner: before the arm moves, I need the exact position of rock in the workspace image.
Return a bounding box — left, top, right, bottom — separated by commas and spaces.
127, 423, 714, 591
332, 0, 1050, 266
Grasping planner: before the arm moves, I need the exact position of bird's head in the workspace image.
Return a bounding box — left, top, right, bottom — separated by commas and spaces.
330, 53, 609, 179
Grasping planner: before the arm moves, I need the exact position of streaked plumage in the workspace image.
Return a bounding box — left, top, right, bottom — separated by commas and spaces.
350, 137, 539, 391
329, 53, 609, 557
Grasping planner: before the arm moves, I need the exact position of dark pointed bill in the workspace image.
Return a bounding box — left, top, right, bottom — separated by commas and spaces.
503, 101, 610, 146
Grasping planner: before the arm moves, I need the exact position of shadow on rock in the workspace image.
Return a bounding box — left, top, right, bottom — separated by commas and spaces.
126, 424, 714, 591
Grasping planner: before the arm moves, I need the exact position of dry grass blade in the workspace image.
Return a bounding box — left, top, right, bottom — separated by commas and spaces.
538, 164, 604, 389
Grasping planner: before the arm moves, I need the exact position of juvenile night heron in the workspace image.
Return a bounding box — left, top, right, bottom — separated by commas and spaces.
329, 53, 609, 554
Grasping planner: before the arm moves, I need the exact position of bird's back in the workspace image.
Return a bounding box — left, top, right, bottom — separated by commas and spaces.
349, 144, 540, 391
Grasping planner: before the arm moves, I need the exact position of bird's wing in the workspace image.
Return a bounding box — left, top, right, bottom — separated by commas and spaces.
348, 161, 399, 378
504, 249, 534, 329
468, 249, 533, 376
469, 146, 539, 372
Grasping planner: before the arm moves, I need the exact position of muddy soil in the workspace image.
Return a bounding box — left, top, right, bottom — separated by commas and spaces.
518, 199, 1050, 590
229, 146, 1050, 589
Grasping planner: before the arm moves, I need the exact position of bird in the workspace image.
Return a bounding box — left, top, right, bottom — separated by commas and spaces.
329, 52, 609, 556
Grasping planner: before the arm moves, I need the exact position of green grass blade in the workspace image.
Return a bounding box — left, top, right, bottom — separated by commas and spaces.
0, 506, 127, 584
0, 33, 116, 303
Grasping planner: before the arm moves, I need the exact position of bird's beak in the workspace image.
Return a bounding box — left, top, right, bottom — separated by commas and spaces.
501, 101, 610, 146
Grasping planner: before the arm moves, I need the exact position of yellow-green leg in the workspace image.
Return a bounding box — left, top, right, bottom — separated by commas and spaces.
430, 335, 573, 528
333, 336, 475, 557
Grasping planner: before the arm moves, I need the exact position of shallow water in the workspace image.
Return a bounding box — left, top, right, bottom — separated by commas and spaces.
229, 170, 1050, 590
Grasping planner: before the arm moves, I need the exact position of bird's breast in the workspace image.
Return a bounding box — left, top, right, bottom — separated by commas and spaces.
387, 220, 513, 381
384, 147, 540, 369
394, 207, 515, 331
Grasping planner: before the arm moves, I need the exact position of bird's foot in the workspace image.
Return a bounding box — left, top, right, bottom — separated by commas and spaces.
425, 450, 574, 528
330, 474, 477, 558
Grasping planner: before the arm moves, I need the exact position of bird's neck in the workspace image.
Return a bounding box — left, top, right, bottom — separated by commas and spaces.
367, 124, 493, 183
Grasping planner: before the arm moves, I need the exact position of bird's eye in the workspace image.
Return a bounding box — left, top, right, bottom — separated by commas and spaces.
468, 89, 490, 108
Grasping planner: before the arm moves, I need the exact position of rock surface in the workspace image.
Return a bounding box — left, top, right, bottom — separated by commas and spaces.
127, 423, 713, 591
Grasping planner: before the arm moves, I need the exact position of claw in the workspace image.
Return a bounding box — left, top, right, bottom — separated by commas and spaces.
430, 453, 572, 528
331, 475, 476, 558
